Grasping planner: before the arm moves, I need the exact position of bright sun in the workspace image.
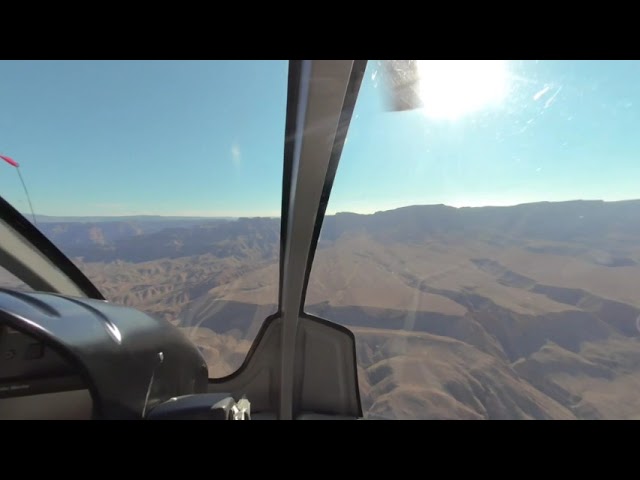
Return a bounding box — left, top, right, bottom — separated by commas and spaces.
416, 60, 509, 121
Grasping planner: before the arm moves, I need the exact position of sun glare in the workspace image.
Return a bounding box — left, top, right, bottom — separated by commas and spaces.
417, 60, 509, 121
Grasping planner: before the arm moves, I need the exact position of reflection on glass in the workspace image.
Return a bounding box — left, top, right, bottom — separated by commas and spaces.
0, 267, 31, 292
306, 60, 640, 419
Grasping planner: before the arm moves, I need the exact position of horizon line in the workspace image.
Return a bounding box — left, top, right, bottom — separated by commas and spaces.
20, 198, 640, 220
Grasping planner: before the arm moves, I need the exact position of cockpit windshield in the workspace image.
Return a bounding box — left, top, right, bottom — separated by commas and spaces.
3, 60, 640, 419
0, 60, 288, 377
306, 60, 640, 419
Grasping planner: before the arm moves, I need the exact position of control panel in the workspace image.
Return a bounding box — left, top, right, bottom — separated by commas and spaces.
0, 326, 85, 398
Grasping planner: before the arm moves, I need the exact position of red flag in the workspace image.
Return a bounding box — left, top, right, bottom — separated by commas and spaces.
0, 155, 19, 168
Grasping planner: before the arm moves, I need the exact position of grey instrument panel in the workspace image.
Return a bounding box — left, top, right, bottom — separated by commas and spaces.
0, 389, 92, 420
0, 326, 92, 419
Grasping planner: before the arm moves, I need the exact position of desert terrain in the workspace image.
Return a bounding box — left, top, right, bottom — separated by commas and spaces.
3, 200, 640, 419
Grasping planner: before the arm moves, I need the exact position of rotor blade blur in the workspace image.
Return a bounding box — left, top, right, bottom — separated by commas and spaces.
381, 60, 423, 112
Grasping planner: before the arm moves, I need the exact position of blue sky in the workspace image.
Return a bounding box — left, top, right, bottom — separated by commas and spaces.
0, 60, 288, 217
1, 60, 639, 217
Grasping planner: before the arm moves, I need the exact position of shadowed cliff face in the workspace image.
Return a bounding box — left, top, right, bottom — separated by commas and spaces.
7, 199, 640, 419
